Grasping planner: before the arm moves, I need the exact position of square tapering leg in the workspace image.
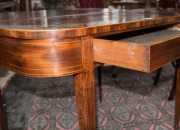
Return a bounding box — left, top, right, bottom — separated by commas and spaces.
74, 69, 96, 130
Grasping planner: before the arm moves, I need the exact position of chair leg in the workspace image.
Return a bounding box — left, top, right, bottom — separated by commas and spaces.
153, 62, 177, 101
97, 66, 102, 102
174, 59, 180, 130
153, 67, 162, 86
168, 75, 176, 101
0, 89, 8, 130
112, 66, 117, 78
168, 62, 177, 101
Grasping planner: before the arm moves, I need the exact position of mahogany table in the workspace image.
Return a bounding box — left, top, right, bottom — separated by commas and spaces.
0, 9, 180, 130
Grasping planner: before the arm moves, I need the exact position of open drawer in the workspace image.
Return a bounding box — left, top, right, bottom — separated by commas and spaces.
93, 26, 180, 73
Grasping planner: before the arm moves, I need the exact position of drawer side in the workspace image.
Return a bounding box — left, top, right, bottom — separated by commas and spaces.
93, 38, 149, 72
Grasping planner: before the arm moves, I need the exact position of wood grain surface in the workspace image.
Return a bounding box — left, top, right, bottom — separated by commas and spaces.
0, 37, 84, 77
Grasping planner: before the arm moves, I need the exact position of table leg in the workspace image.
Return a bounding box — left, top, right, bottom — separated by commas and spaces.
73, 35, 96, 130
175, 59, 180, 130
74, 68, 96, 130
0, 89, 8, 130
97, 66, 102, 102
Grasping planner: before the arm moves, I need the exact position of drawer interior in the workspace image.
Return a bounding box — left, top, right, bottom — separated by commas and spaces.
97, 26, 180, 44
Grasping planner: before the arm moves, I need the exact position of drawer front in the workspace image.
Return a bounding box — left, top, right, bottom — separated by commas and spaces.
93, 38, 149, 72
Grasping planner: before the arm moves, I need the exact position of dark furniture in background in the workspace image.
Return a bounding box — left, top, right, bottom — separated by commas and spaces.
78, 0, 105, 8
0, 0, 19, 12
159, 0, 179, 10
0, 0, 31, 12
109, 0, 156, 9
19, 0, 31, 11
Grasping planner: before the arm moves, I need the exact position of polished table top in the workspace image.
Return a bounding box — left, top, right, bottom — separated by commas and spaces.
0, 9, 179, 39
